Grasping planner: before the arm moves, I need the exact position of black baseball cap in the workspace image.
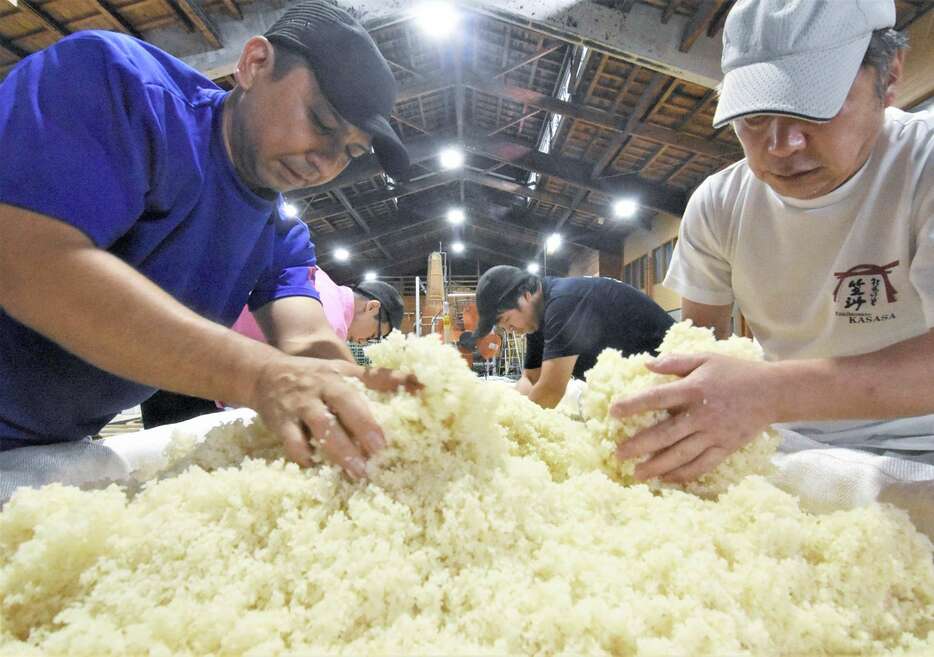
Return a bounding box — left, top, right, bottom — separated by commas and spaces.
355, 280, 404, 334
264, 1, 410, 179
475, 265, 532, 337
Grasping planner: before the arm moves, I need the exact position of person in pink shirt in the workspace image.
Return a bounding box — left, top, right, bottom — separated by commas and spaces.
232, 268, 403, 343
141, 270, 404, 428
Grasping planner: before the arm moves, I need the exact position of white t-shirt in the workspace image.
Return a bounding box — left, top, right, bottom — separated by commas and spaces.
665, 108, 934, 451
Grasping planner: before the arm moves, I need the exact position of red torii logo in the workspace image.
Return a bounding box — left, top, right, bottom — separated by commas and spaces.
832, 261, 899, 303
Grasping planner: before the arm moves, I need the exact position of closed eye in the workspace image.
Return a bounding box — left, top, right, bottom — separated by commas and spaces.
310, 110, 337, 136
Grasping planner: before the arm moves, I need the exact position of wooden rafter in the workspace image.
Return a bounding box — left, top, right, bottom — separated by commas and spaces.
173, 0, 222, 49
706, 0, 733, 37
333, 189, 392, 259
304, 171, 460, 220
462, 73, 741, 160
85, 0, 142, 37
679, 0, 726, 53
0, 33, 28, 59
662, 0, 682, 24
392, 112, 433, 136
673, 87, 717, 131
218, 0, 241, 20
487, 108, 542, 137
494, 42, 564, 79
16, 0, 68, 36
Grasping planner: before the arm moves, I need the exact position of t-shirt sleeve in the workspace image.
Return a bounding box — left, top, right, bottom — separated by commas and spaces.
910, 159, 934, 329
0, 34, 159, 247
663, 181, 735, 306
524, 331, 544, 370
248, 217, 320, 310
542, 295, 601, 362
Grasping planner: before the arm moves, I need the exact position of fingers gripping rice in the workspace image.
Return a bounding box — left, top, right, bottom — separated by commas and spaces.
582, 321, 782, 496
1, 331, 933, 656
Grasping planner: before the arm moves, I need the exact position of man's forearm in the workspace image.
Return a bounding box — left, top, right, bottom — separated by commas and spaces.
527, 382, 564, 409
281, 333, 355, 363
767, 329, 934, 422
0, 208, 276, 407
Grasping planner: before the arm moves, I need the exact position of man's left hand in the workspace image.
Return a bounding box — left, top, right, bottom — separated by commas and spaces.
611, 353, 778, 483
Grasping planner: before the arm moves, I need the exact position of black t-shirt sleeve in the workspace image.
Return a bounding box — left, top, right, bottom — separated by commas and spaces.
524, 331, 544, 370
542, 295, 601, 362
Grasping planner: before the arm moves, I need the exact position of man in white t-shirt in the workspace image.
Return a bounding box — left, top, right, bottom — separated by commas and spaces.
612, 0, 934, 483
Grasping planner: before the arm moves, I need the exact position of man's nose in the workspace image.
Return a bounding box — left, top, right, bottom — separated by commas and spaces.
767, 117, 807, 157
307, 135, 352, 183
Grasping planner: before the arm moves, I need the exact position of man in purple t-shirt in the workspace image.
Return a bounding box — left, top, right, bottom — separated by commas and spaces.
0, 2, 417, 481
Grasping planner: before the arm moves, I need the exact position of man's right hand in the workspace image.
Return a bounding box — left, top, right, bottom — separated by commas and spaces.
249, 356, 420, 480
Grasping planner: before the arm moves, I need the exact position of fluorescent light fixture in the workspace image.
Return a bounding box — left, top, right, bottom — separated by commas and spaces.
439, 147, 465, 170
446, 208, 465, 225
413, 2, 459, 38
451, 241, 465, 254
612, 198, 638, 219
364, 271, 377, 281
526, 262, 540, 274
334, 247, 350, 262
545, 233, 562, 254
280, 202, 299, 218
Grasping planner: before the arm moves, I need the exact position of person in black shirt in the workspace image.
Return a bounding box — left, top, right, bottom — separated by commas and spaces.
474, 265, 674, 408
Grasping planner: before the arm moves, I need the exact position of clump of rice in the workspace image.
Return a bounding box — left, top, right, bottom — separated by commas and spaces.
2, 331, 932, 656
582, 321, 782, 496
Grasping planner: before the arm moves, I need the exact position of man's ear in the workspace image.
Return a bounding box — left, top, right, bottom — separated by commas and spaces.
366, 299, 382, 317
882, 50, 906, 108
234, 36, 275, 91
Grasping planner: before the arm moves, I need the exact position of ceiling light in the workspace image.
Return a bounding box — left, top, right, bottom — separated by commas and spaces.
527, 262, 540, 274
447, 207, 465, 225
439, 147, 465, 170
612, 198, 638, 219
451, 241, 465, 254
413, 2, 459, 38
364, 271, 377, 281
334, 247, 350, 262
280, 202, 299, 218
545, 233, 562, 254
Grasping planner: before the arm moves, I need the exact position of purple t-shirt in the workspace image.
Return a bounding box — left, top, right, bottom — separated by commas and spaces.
0, 31, 319, 447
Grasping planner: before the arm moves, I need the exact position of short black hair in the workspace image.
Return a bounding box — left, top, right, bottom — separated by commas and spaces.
861, 28, 909, 99
495, 274, 541, 316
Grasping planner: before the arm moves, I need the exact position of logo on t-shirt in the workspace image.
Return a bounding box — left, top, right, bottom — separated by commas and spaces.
832, 261, 899, 324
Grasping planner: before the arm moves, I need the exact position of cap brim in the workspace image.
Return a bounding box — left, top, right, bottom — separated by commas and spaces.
475, 314, 495, 338
360, 115, 410, 181
712, 34, 870, 129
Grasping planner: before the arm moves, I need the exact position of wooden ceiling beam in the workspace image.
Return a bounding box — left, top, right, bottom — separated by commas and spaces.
679, 0, 726, 53
0, 34, 28, 59
173, 0, 222, 49
85, 0, 142, 37
662, 0, 682, 24
218, 0, 242, 20
303, 171, 461, 220
16, 0, 68, 36
332, 189, 392, 259
462, 170, 608, 218
464, 73, 741, 160
494, 42, 564, 79
466, 133, 686, 216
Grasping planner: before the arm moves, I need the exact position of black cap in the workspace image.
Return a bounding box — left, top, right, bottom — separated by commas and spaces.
475, 265, 531, 337
355, 280, 404, 333
264, 1, 410, 179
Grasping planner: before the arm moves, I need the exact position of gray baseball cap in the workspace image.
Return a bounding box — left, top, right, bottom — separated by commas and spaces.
712, 0, 896, 129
